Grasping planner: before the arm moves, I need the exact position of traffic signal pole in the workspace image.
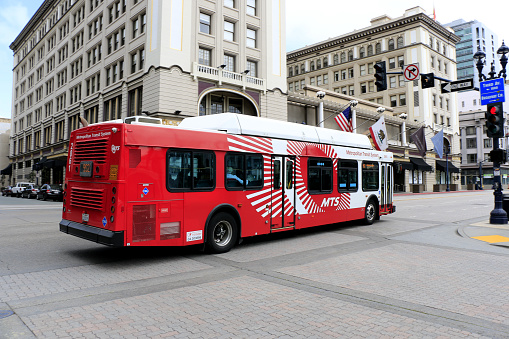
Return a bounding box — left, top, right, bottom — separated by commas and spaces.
490, 137, 508, 224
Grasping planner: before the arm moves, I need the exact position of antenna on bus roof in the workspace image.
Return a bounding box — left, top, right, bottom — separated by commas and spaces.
79, 115, 89, 127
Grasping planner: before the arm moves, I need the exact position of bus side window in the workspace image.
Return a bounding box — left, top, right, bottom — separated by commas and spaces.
338, 160, 358, 192
273, 160, 281, 189
308, 158, 333, 194
167, 150, 214, 190
362, 161, 379, 191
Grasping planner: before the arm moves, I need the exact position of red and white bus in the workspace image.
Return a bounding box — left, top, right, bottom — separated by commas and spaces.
60, 113, 395, 253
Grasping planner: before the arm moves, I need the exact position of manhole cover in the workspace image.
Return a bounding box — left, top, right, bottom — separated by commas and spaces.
0, 310, 14, 319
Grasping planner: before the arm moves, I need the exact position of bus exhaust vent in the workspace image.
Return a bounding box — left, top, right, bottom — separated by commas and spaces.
74, 139, 109, 164
70, 187, 105, 211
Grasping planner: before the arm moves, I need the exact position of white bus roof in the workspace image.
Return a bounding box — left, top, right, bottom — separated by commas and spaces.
179, 113, 373, 150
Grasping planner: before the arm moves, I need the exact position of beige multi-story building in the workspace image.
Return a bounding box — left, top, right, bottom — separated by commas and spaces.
8, 0, 287, 185
287, 7, 462, 192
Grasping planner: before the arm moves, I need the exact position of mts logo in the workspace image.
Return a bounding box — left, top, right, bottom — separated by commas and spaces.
321, 197, 342, 207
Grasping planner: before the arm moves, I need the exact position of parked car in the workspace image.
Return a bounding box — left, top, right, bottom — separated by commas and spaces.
21, 184, 40, 199
1, 186, 13, 196
37, 184, 63, 201
11, 182, 35, 197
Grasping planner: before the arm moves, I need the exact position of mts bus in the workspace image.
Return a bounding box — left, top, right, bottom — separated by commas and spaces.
60, 113, 395, 253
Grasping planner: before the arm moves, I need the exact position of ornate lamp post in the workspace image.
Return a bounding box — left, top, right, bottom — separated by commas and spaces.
474, 41, 509, 224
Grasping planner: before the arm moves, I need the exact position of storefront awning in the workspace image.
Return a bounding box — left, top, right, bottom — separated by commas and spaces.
0, 163, 12, 175
409, 157, 433, 172
436, 160, 460, 173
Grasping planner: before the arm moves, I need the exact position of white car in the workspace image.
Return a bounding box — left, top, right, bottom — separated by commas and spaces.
11, 182, 35, 198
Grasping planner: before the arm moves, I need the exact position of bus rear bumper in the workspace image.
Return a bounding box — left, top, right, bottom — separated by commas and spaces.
60, 219, 124, 247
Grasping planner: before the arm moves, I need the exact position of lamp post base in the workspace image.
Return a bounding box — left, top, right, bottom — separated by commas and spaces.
490, 207, 508, 224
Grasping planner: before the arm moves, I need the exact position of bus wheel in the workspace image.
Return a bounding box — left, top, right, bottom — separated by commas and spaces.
364, 200, 377, 225
205, 212, 238, 253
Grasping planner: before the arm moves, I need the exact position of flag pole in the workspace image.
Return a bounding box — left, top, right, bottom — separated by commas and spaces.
315, 100, 357, 127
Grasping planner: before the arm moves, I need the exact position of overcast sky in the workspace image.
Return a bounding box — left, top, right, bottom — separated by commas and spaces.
0, 0, 507, 119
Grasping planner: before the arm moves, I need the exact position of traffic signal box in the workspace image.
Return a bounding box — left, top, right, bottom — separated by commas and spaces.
374, 61, 387, 92
421, 73, 435, 89
486, 102, 504, 138
489, 149, 507, 164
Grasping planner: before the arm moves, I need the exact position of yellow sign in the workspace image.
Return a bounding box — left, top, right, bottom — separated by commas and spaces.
109, 165, 119, 180
162, 119, 181, 126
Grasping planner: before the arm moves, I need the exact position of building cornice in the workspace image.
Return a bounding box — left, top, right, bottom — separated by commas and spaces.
10, 0, 59, 51
287, 13, 460, 59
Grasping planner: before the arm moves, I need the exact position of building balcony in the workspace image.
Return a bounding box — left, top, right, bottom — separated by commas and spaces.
432, 122, 454, 135
192, 62, 266, 92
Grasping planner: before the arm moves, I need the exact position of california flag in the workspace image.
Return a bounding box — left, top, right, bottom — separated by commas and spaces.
369, 116, 388, 151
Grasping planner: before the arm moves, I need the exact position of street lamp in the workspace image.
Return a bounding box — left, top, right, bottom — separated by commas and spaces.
473, 41, 509, 224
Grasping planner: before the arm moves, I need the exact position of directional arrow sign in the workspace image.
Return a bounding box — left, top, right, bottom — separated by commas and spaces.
441, 78, 474, 93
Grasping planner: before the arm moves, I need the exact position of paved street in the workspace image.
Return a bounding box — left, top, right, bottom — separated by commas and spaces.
1, 191, 509, 338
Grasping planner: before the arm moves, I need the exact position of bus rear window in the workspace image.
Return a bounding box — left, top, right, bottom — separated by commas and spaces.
167, 150, 215, 191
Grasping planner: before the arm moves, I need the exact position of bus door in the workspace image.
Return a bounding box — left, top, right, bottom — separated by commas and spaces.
270, 156, 296, 230
380, 163, 393, 214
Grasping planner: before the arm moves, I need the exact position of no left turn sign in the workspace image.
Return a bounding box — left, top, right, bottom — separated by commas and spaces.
403, 63, 420, 81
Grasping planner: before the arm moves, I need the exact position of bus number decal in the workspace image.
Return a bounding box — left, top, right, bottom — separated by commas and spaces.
186, 230, 203, 242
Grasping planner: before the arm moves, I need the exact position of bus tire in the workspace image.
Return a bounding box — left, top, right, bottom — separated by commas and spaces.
205, 212, 238, 254
364, 199, 377, 225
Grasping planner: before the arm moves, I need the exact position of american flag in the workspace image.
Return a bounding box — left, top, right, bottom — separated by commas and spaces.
334, 106, 353, 132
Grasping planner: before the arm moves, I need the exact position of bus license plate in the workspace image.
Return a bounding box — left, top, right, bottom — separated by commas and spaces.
82, 213, 89, 222
80, 161, 93, 177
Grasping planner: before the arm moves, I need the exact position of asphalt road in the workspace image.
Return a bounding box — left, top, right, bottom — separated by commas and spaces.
1, 190, 509, 338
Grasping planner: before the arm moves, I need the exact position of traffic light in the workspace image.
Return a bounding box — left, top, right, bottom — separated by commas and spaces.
421, 73, 435, 89
486, 102, 504, 138
374, 61, 387, 92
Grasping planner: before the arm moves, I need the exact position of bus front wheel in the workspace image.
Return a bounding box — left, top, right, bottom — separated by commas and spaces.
205, 212, 238, 253
364, 200, 377, 225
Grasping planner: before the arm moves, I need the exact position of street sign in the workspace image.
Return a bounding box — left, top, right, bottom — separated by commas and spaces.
480, 78, 505, 105
441, 78, 474, 93
403, 63, 420, 81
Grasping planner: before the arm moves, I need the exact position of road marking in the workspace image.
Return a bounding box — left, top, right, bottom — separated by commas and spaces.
472, 235, 509, 243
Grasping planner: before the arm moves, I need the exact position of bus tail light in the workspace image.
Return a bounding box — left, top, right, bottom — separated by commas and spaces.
160, 222, 180, 240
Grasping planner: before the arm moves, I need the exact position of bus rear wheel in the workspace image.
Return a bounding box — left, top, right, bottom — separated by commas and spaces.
364, 200, 377, 225
205, 212, 238, 254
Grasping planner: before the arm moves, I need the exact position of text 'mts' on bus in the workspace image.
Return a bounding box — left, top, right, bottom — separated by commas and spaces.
60, 113, 395, 253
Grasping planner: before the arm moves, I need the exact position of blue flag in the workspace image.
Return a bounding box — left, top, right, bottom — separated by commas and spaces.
431, 129, 444, 159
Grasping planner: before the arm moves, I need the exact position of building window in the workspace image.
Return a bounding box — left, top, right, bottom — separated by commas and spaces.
398, 56, 404, 68
323, 74, 328, 84
360, 82, 367, 94
200, 13, 211, 34
389, 58, 395, 69
349, 85, 354, 96
389, 76, 396, 88
390, 95, 397, 107
211, 95, 224, 114
466, 138, 477, 149
484, 138, 492, 148
84, 105, 99, 124
199, 47, 211, 66
359, 47, 365, 58
224, 54, 235, 72
467, 154, 477, 164
340, 52, 346, 63
104, 95, 122, 121
224, 21, 235, 41
333, 54, 339, 65
388, 39, 395, 50
397, 37, 404, 48
246, 60, 257, 76
367, 45, 373, 56
399, 75, 404, 87
348, 68, 354, 78
247, 28, 256, 48
360, 64, 366, 76
224, 0, 234, 8
375, 43, 381, 54
131, 48, 144, 74
247, 0, 256, 16
399, 94, 406, 106
348, 50, 353, 61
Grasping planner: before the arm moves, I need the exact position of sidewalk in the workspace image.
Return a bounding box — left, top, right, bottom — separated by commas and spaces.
458, 220, 509, 248
394, 189, 481, 196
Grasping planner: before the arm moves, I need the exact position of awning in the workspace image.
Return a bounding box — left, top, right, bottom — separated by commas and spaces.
409, 157, 433, 172
436, 160, 460, 173
0, 163, 12, 175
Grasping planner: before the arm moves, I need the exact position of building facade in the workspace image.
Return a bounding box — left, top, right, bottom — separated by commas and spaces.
286, 7, 461, 192
458, 84, 509, 189
9, 0, 287, 185
445, 19, 499, 89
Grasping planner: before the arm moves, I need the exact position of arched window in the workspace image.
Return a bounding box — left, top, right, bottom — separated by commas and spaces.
301, 63, 305, 73
340, 52, 346, 63
348, 50, 353, 61
359, 47, 365, 58
388, 39, 395, 50
333, 54, 339, 65
397, 37, 404, 48
294, 65, 299, 75
288, 67, 293, 77
323, 57, 328, 67
367, 45, 373, 56
317, 59, 321, 69
375, 43, 381, 54
436, 40, 440, 51
310, 61, 315, 71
